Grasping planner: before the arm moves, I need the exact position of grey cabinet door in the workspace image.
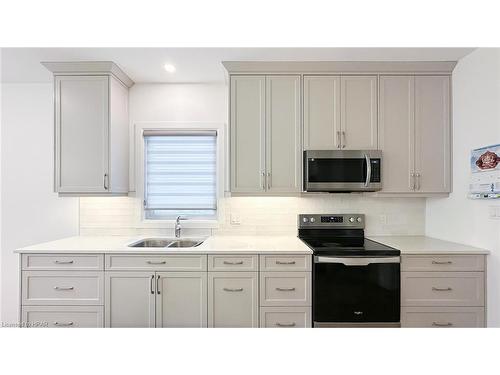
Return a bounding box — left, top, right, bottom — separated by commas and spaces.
230, 76, 266, 193
379, 76, 415, 193
105, 272, 155, 328
303, 76, 341, 150
340, 76, 378, 150
208, 272, 259, 327
155, 272, 207, 328
266, 76, 301, 193
55, 76, 109, 193
414, 76, 451, 193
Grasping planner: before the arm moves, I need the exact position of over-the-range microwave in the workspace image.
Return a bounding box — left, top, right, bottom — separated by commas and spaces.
303, 150, 382, 192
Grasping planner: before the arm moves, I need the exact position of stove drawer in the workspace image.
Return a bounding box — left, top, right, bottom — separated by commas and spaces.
260, 255, 311, 272
401, 272, 484, 307
401, 307, 485, 328
260, 272, 311, 307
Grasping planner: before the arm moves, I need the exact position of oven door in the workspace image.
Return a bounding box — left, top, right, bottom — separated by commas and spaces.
313, 256, 400, 324
304, 150, 382, 192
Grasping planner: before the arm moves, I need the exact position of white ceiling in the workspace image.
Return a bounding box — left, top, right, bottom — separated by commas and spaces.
1, 47, 475, 83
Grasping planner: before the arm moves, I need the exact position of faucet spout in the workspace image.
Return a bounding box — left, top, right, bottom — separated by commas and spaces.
175, 216, 187, 238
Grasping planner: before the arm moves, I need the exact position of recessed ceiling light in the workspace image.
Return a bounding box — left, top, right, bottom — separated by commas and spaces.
164, 64, 176, 73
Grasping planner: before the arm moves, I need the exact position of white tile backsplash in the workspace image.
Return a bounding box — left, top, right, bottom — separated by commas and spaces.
79, 195, 426, 236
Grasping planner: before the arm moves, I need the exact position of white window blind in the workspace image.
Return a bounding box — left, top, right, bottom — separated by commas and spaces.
144, 130, 217, 220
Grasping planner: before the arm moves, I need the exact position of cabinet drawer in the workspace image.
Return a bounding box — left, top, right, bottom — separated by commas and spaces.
401, 272, 484, 307
260, 307, 311, 328
22, 306, 104, 328
260, 255, 311, 271
105, 254, 207, 271
260, 272, 311, 307
22, 254, 104, 271
402, 255, 485, 272
22, 271, 104, 305
208, 255, 258, 271
401, 307, 485, 328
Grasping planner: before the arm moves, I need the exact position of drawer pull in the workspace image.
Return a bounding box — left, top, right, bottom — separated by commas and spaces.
432, 287, 453, 292
54, 321, 74, 327
54, 260, 74, 264
275, 322, 296, 327
146, 261, 167, 265
432, 322, 453, 327
276, 287, 296, 292
432, 261, 453, 265
223, 287, 243, 292
223, 261, 244, 265
53, 286, 74, 291
276, 261, 296, 265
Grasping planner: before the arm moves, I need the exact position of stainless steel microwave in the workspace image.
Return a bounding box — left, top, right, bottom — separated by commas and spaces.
303, 150, 382, 192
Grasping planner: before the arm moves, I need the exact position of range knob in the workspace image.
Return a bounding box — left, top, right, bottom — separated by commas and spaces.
349, 217, 355, 223
310, 217, 316, 223
302, 217, 309, 223
357, 217, 363, 223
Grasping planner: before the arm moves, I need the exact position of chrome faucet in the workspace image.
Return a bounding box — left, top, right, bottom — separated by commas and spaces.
175, 216, 187, 238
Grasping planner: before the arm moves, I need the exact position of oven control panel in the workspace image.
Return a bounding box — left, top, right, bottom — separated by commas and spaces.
298, 214, 365, 229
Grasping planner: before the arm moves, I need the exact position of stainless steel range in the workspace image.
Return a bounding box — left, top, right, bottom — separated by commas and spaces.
298, 214, 401, 327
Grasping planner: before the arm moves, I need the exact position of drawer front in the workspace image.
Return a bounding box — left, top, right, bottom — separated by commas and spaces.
105, 254, 207, 271
401, 272, 484, 307
22, 306, 104, 328
22, 254, 104, 271
260, 307, 311, 328
401, 307, 485, 328
260, 255, 311, 272
22, 271, 104, 305
260, 272, 311, 307
208, 255, 258, 271
402, 255, 485, 272
208, 272, 259, 328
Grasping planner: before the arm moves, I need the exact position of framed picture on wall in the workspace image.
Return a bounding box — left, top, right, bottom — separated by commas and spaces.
469, 144, 500, 199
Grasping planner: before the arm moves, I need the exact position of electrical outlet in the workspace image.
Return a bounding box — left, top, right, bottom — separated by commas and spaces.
380, 214, 388, 225
230, 213, 241, 225
489, 206, 500, 220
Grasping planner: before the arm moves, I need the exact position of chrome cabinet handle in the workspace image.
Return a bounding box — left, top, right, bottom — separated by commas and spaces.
276, 322, 296, 327
341, 131, 346, 148
54, 321, 74, 327
150, 274, 155, 294
432, 260, 453, 265
432, 287, 453, 292
364, 153, 371, 187
276, 261, 296, 265
336, 131, 341, 148
54, 260, 74, 264
432, 322, 453, 327
261, 171, 266, 190
267, 172, 271, 189
156, 275, 161, 295
103, 173, 109, 190
410, 172, 415, 190
276, 287, 296, 292
223, 261, 244, 265
223, 287, 243, 292
147, 261, 166, 265
53, 286, 74, 291
415, 173, 421, 190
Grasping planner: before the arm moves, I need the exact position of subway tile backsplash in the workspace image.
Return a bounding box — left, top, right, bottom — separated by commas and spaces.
79, 195, 425, 236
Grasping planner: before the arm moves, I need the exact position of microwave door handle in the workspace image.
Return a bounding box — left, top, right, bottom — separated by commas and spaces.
364, 154, 371, 187
314, 256, 400, 265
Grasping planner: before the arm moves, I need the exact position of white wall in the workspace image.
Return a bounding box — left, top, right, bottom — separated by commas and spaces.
0, 48, 3, 323
426, 48, 500, 327
0, 83, 79, 325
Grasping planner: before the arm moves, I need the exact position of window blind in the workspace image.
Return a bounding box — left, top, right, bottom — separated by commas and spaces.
144, 131, 217, 220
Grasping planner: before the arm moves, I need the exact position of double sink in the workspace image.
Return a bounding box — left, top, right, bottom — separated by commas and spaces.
128, 238, 205, 249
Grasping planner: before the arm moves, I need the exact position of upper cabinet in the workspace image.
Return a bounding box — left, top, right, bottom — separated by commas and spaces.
304, 75, 377, 150
230, 75, 301, 194
379, 75, 450, 194
43, 61, 134, 196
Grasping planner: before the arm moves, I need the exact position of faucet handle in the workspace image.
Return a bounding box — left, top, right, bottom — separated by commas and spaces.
175, 215, 188, 222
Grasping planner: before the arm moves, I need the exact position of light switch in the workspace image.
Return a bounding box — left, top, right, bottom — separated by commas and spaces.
230, 213, 241, 225
489, 206, 500, 220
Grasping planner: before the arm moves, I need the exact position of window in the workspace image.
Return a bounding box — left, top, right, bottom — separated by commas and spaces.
143, 130, 217, 220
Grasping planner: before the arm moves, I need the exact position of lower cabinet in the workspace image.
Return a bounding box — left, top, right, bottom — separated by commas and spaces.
260, 307, 311, 328
208, 272, 259, 328
22, 305, 104, 328
105, 271, 207, 328
401, 307, 485, 328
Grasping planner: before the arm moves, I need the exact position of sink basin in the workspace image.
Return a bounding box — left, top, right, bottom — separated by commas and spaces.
166, 240, 203, 248
128, 238, 204, 248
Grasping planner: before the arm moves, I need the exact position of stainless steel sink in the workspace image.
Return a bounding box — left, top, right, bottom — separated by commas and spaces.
128, 238, 204, 248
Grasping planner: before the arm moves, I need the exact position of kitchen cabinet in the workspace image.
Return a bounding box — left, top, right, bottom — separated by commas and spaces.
303, 75, 377, 150
230, 75, 301, 194
44, 62, 133, 195
379, 75, 450, 194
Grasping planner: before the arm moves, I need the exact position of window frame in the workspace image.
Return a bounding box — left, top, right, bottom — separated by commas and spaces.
134, 122, 225, 228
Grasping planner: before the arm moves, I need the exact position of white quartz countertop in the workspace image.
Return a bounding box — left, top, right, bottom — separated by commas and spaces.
367, 235, 490, 255
16, 235, 313, 255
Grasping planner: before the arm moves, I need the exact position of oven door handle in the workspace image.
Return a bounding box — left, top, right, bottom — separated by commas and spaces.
314, 256, 400, 265
364, 153, 371, 187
